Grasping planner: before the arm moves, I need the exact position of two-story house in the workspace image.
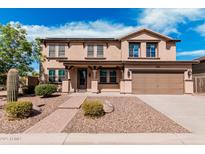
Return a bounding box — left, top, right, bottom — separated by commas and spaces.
40, 28, 196, 94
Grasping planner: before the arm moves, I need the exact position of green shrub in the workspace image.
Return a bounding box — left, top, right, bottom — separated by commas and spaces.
22, 85, 35, 95
82, 100, 105, 117
5, 101, 33, 119
35, 84, 57, 97
0, 74, 7, 85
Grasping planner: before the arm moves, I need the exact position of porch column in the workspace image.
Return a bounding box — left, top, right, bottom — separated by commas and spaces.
66, 69, 71, 80
91, 69, 98, 93
184, 69, 193, 94
121, 69, 124, 80
62, 68, 71, 93
121, 67, 132, 94
120, 69, 125, 94
93, 69, 97, 80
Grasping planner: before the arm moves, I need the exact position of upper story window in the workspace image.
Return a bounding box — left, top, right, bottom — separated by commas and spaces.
49, 45, 65, 57
58, 45, 65, 57
129, 43, 140, 58
146, 43, 157, 58
87, 45, 94, 57
87, 45, 104, 58
97, 45, 104, 57
49, 45, 56, 57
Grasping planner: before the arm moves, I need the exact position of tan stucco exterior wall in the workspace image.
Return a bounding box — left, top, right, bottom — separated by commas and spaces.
41, 29, 194, 94
121, 31, 176, 61
123, 64, 193, 94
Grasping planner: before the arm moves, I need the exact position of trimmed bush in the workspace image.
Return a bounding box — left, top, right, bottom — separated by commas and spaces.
22, 85, 35, 95
5, 101, 33, 119
35, 84, 57, 97
82, 100, 105, 117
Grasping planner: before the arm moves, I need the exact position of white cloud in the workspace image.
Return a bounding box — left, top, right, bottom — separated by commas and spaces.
177, 50, 205, 56
195, 23, 205, 36
9, 9, 205, 41
138, 8, 205, 35
10, 20, 139, 40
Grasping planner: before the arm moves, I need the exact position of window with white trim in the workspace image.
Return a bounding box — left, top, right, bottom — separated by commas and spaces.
49, 45, 56, 57
146, 43, 157, 58
129, 43, 140, 57
87, 45, 94, 57
58, 45, 65, 57
58, 69, 65, 82
100, 69, 117, 83
109, 70, 117, 83
49, 69, 55, 82
100, 70, 107, 83
97, 45, 104, 57
48, 69, 66, 83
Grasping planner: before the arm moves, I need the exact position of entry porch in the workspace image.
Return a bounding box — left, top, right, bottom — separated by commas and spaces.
61, 61, 129, 93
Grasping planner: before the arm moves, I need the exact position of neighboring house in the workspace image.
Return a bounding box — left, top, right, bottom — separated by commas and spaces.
40, 28, 196, 94
192, 56, 205, 93
193, 56, 205, 75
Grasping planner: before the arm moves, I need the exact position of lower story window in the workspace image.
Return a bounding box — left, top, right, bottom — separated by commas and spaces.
49, 69, 55, 82
100, 69, 117, 83
109, 70, 117, 83
48, 69, 65, 83
58, 69, 65, 82
100, 70, 107, 83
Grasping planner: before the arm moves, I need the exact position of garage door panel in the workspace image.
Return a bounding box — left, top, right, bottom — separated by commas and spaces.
132, 72, 184, 94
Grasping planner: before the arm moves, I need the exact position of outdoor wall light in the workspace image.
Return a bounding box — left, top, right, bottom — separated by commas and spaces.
188, 70, 192, 78
127, 71, 131, 78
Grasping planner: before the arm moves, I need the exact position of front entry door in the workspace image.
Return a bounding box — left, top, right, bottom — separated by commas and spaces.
78, 69, 87, 89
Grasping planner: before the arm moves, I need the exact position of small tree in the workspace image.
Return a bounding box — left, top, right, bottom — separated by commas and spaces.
0, 23, 42, 77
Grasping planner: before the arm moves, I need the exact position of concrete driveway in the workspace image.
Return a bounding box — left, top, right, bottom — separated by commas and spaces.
138, 95, 205, 144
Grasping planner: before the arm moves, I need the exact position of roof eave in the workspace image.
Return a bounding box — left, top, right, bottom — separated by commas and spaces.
118, 28, 180, 42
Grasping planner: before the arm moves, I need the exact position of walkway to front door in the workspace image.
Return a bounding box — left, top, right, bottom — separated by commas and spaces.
24, 96, 87, 133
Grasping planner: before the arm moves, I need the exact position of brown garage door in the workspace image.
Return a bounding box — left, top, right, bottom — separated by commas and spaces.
132, 72, 184, 94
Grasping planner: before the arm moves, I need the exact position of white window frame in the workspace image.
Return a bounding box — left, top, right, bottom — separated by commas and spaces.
48, 69, 56, 82
129, 43, 140, 58
48, 69, 66, 83
109, 70, 117, 83
97, 45, 104, 58
49, 45, 56, 57
58, 69, 66, 82
58, 45, 65, 57
87, 45, 94, 57
99, 69, 117, 83
146, 43, 157, 58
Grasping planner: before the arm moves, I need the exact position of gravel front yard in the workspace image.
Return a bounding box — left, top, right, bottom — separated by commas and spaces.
63, 96, 189, 133
0, 93, 70, 133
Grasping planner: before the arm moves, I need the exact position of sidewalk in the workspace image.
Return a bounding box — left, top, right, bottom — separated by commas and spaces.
1, 133, 205, 145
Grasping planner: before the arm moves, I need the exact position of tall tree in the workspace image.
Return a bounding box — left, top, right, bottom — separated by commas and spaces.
0, 23, 42, 77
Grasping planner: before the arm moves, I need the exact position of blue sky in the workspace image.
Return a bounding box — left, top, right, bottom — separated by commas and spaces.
0, 8, 205, 71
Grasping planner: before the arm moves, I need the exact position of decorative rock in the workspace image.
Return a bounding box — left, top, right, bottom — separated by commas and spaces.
32, 105, 42, 112
103, 100, 114, 113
